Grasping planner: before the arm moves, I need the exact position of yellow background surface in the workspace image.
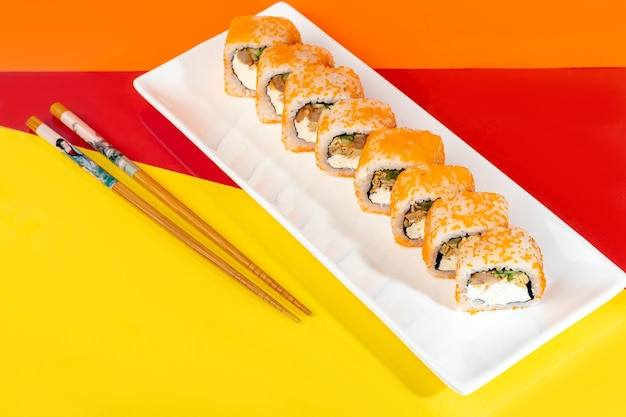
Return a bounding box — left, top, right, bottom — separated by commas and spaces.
2, 0, 626, 415
1, 126, 625, 416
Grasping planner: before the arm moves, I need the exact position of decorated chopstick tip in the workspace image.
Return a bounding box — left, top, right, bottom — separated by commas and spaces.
26, 115, 43, 132
50, 102, 69, 119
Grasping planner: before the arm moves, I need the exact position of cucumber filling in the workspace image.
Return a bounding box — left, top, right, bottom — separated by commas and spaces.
327, 133, 368, 169
435, 236, 463, 271
232, 47, 265, 90
267, 73, 290, 115
403, 200, 434, 240
294, 103, 332, 143
368, 169, 403, 205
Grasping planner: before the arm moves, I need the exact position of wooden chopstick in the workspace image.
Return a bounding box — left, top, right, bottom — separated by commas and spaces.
26, 116, 300, 323
50, 102, 311, 316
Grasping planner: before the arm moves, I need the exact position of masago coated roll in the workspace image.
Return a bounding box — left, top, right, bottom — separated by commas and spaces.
281, 64, 364, 152
455, 225, 546, 313
389, 165, 475, 247
421, 191, 509, 278
353, 127, 445, 214
223, 15, 302, 98
315, 98, 397, 177
255, 43, 335, 123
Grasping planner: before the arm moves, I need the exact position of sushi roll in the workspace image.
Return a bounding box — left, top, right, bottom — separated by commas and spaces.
223, 15, 302, 98
256, 43, 335, 123
389, 165, 475, 247
315, 98, 397, 177
455, 225, 546, 313
353, 127, 445, 214
281, 64, 364, 152
421, 191, 509, 279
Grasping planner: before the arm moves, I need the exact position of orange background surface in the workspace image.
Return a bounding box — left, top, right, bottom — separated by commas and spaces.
3, 0, 626, 70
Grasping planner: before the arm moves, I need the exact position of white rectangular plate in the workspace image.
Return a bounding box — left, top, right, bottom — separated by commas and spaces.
134, 1, 626, 395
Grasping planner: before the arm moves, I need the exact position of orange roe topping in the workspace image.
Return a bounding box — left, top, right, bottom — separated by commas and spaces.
284, 65, 364, 102
226, 15, 302, 45
456, 225, 546, 298
359, 127, 445, 167
421, 191, 509, 269
391, 165, 475, 207
261, 43, 334, 67
317, 98, 396, 134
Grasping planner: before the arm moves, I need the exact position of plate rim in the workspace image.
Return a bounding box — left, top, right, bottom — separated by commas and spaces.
133, 0, 626, 395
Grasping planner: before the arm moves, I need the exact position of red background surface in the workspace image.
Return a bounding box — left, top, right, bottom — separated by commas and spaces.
2, 69, 623, 272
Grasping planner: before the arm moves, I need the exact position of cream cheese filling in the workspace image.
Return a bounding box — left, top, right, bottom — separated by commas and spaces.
294, 118, 317, 143
267, 83, 284, 116
327, 154, 358, 169
405, 218, 426, 240
232, 57, 257, 90
467, 273, 532, 305
368, 188, 392, 206
437, 255, 457, 272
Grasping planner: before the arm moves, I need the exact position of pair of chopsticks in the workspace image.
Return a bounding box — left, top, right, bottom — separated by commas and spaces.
26, 103, 311, 322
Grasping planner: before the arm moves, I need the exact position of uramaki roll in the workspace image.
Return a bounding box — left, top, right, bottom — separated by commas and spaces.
353, 127, 445, 214
223, 15, 301, 98
421, 191, 509, 278
281, 64, 364, 152
256, 43, 334, 123
315, 98, 396, 177
389, 165, 475, 247
455, 225, 546, 313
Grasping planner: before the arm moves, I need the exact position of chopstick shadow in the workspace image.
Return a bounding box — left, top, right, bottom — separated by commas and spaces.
304, 269, 449, 397
139, 107, 239, 187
